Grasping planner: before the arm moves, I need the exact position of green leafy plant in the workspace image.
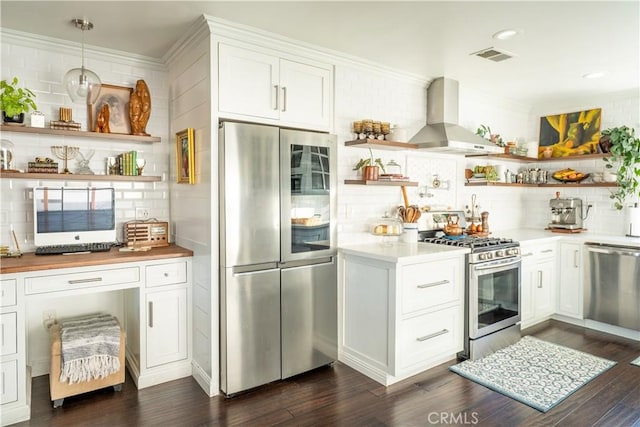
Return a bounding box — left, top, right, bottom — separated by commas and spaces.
353, 146, 386, 173
0, 77, 37, 118
601, 126, 640, 209
476, 124, 505, 147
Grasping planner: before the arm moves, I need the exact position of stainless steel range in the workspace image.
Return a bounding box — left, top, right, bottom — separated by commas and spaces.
423, 236, 522, 360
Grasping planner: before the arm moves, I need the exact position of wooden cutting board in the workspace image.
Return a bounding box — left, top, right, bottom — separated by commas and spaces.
545, 228, 587, 233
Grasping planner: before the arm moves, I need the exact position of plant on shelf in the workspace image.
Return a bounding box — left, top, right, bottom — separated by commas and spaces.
601, 125, 640, 210
0, 77, 37, 124
476, 124, 505, 147
353, 146, 386, 181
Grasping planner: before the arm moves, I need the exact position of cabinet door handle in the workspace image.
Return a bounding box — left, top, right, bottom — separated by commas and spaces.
148, 301, 154, 328
273, 85, 279, 110
574, 250, 579, 268
68, 277, 102, 284
417, 279, 449, 289
416, 329, 448, 342
522, 252, 534, 257
541, 249, 553, 253
281, 86, 287, 112
537, 270, 543, 288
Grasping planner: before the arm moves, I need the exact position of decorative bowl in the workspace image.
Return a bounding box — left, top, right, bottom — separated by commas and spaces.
552, 173, 590, 183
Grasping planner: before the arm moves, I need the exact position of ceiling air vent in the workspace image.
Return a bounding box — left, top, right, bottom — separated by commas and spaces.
471, 47, 514, 62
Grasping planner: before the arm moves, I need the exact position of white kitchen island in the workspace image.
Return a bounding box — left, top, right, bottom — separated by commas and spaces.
338, 242, 469, 386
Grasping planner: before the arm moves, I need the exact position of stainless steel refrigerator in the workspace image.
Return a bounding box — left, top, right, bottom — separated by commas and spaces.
219, 121, 338, 395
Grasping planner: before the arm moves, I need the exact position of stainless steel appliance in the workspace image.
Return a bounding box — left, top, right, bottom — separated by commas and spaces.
585, 243, 640, 331
549, 193, 583, 230
423, 236, 521, 360
409, 77, 504, 154
219, 122, 338, 395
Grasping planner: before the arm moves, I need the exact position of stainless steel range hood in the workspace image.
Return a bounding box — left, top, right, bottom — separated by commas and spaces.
410, 77, 503, 154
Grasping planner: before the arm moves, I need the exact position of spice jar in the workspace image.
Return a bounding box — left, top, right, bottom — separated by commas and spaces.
1, 139, 14, 170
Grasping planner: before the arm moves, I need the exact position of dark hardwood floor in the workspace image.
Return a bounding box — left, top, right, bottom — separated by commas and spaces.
15, 320, 640, 426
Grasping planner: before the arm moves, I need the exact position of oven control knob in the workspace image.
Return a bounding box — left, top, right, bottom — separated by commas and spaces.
486, 252, 493, 259
507, 248, 519, 256
496, 250, 504, 257
479, 253, 487, 260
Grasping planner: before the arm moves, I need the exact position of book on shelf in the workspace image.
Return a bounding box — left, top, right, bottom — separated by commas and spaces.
49, 120, 81, 130
378, 175, 410, 181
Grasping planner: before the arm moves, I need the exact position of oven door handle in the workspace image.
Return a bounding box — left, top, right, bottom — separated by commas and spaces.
473, 258, 521, 271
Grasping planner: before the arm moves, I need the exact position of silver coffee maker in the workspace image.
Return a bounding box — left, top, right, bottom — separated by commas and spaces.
549, 192, 583, 230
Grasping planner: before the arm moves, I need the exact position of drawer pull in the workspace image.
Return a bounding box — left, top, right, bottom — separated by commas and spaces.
67, 277, 103, 285
522, 252, 534, 257
417, 280, 449, 289
416, 329, 449, 342
164, 272, 169, 277
541, 249, 553, 253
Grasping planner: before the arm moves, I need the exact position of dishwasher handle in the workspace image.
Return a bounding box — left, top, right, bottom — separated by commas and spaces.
586, 244, 640, 257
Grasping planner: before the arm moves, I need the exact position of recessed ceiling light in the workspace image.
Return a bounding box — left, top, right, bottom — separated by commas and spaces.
582, 72, 605, 79
492, 29, 520, 40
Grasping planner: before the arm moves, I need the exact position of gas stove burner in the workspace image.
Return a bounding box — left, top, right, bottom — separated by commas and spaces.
423, 236, 516, 250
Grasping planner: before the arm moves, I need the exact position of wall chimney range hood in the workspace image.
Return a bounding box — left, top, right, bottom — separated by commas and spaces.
410, 77, 504, 154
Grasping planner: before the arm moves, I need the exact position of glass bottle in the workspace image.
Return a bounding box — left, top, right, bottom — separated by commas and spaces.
385, 159, 402, 177
1, 139, 14, 170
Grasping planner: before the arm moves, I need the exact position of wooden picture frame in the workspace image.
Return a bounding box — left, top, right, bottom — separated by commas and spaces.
176, 128, 195, 184
88, 84, 133, 134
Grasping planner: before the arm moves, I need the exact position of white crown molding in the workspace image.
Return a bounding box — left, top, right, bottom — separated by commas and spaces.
171, 14, 429, 87
163, 15, 211, 67
0, 27, 166, 71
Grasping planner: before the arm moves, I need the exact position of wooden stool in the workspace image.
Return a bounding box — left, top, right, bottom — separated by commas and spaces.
49, 322, 125, 408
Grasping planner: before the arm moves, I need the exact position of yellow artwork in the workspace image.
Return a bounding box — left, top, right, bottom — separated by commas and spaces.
538, 108, 601, 158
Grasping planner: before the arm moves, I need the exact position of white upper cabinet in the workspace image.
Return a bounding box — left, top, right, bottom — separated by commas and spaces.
218, 43, 333, 131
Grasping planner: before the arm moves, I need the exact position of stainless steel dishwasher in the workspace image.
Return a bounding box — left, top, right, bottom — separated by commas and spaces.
584, 243, 640, 331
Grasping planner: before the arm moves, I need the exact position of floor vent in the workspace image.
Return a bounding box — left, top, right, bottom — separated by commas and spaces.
471, 47, 514, 62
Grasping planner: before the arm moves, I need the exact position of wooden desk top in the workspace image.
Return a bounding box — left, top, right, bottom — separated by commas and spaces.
0, 244, 194, 274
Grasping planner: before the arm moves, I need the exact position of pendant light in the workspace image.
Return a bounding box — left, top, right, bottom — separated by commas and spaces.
64, 18, 101, 104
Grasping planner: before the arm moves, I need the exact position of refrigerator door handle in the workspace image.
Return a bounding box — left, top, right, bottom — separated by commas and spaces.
278, 257, 334, 270
233, 268, 280, 277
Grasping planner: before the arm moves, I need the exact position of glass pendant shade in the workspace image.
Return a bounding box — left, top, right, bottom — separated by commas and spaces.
64, 66, 101, 104
64, 18, 101, 104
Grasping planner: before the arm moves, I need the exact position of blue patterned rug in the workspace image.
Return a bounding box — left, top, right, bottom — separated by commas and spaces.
450, 336, 616, 412
632, 356, 640, 366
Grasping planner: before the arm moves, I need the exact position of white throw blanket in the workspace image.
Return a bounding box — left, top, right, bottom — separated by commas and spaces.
59, 314, 121, 384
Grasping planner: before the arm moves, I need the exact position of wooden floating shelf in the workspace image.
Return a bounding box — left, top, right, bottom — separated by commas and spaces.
0, 125, 161, 143
0, 171, 161, 182
465, 181, 617, 188
344, 139, 418, 150
344, 179, 418, 187
466, 153, 609, 163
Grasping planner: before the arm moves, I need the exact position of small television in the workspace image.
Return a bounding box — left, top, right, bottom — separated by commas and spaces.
33, 187, 117, 246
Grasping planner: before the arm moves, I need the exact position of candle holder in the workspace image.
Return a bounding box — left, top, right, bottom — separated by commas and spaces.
51, 145, 79, 174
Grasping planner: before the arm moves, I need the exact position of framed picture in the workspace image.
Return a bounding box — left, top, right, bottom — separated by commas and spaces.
538, 108, 601, 158
176, 128, 195, 184
88, 84, 133, 134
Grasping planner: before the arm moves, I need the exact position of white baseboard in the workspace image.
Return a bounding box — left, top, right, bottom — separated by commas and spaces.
191, 360, 219, 397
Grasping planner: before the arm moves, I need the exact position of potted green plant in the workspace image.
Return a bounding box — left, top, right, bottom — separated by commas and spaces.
353, 146, 386, 181
0, 77, 37, 124
601, 126, 640, 210
476, 124, 505, 149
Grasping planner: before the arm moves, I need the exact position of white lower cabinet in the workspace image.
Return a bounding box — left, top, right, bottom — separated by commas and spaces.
557, 242, 583, 319
521, 242, 557, 328
126, 259, 192, 389
0, 277, 27, 426
340, 253, 464, 385
146, 288, 188, 368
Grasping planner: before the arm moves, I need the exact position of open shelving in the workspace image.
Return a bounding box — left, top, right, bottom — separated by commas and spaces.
344, 179, 418, 187
0, 125, 161, 143
466, 153, 608, 163
344, 139, 418, 150
0, 171, 161, 182
465, 181, 616, 188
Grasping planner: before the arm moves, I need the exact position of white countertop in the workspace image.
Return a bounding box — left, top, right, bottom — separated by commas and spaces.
339, 242, 469, 264
499, 228, 640, 248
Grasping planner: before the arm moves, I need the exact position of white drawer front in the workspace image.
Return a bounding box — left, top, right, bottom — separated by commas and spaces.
0, 280, 17, 307
146, 261, 187, 288
399, 305, 461, 370
402, 258, 459, 314
25, 266, 140, 295
0, 313, 17, 356
1, 359, 18, 404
